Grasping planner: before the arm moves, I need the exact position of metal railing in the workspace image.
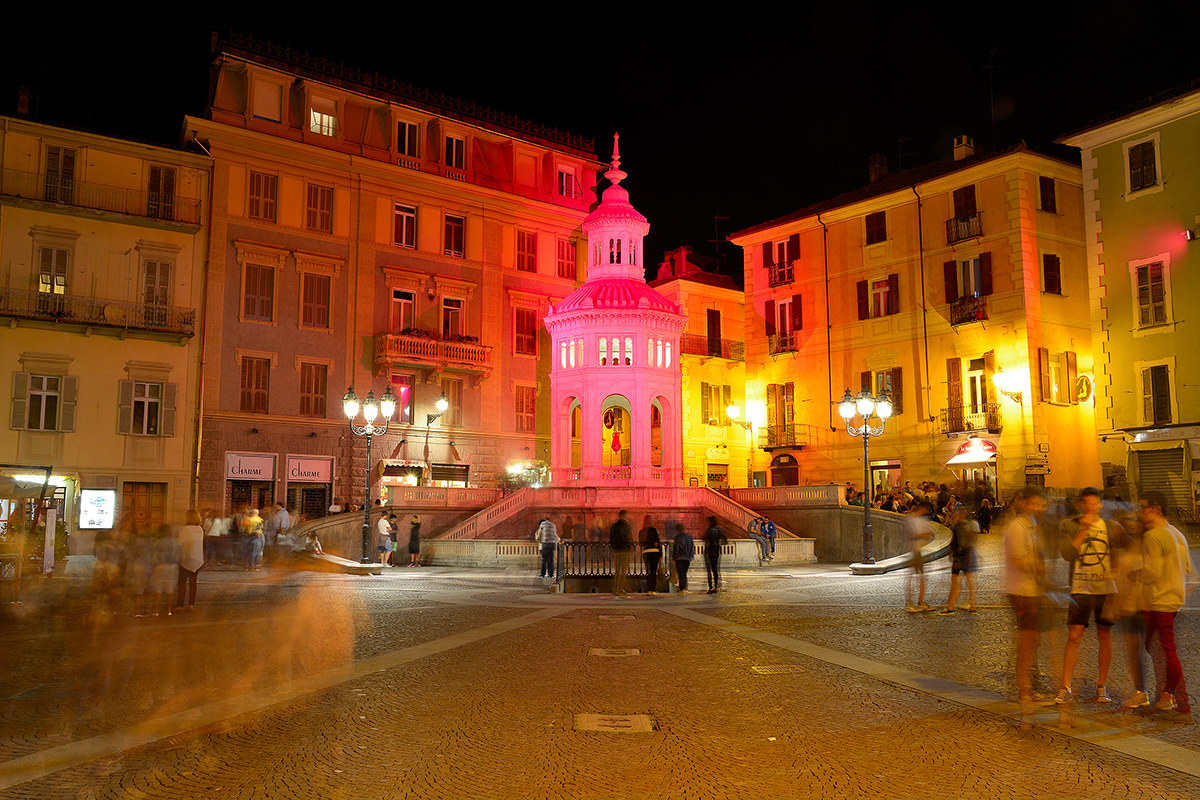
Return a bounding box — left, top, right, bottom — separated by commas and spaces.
945, 212, 982, 244
767, 262, 795, 287
757, 424, 808, 449
768, 333, 797, 355
0, 287, 196, 336
0, 168, 201, 225
680, 334, 745, 361
937, 403, 1002, 434
950, 295, 988, 325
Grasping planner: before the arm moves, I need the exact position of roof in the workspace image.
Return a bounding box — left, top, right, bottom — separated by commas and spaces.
1058, 78, 1200, 142
649, 269, 739, 291
552, 278, 679, 314
731, 142, 1080, 240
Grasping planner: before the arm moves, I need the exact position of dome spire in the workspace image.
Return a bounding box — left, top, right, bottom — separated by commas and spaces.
604, 132, 627, 188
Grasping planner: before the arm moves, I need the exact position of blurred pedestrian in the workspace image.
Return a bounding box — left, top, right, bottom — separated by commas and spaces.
1108, 507, 1150, 709
378, 511, 395, 567
703, 516, 728, 594
407, 514, 422, 567
609, 510, 633, 597
1138, 491, 1196, 723
176, 509, 204, 612
672, 523, 694, 594
938, 503, 979, 614
905, 500, 935, 612
641, 527, 661, 594
242, 508, 265, 571
536, 517, 559, 578
977, 498, 994, 533
1005, 485, 1049, 707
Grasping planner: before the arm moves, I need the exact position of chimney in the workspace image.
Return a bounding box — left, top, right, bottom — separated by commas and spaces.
868, 154, 888, 183
16, 86, 30, 117
953, 135, 975, 161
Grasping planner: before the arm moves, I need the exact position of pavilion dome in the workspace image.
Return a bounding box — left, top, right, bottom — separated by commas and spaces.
553, 277, 678, 315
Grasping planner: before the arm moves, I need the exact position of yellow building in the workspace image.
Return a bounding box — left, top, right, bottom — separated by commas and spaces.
650, 246, 748, 488
730, 138, 1100, 498
185, 33, 601, 515
0, 116, 210, 549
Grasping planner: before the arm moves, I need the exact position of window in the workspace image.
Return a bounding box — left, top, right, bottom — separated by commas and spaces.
306, 184, 333, 232
942, 254, 992, 302
11, 372, 76, 432
959, 258, 985, 298
389, 374, 414, 424
765, 295, 801, 352
397, 121, 419, 158
514, 307, 538, 355
444, 215, 465, 257
44, 145, 76, 203
858, 274, 899, 319
243, 263, 275, 321
309, 99, 338, 137
1038, 176, 1057, 213
299, 363, 328, 417
1128, 140, 1158, 193
706, 308, 723, 356
952, 186, 977, 218
557, 169, 578, 198
143, 260, 171, 327
118, 380, 176, 436
441, 297, 463, 337
1037, 348, 1078, 405
1043, 254, 1062, 295
516, 385, 536, 433
37, 246, 69, 308
147, 166, 176, 221
872, 368, 904, 414
251, 80, 281, 121
301, 273, 331, 329
240, 357, 270, 413
444, 136, 465, 169
390, 289, 415, 332
1136, 261, 1167, 327
394, 204, 417, 248
765, 382, 795, 445
865, 211, 886, 245
763, 234, 798, 285
249, 172, 277, 221
556, 239, 576, 279
441, 378, 463, 426
1141, 363, 1172, 425
700, 382, 732, 426
25, 375, 60, 431
131, 382, 162, 435
517, 230, 537, 272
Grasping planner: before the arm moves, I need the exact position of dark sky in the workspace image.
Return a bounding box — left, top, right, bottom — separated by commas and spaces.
4, 5, 1198, 281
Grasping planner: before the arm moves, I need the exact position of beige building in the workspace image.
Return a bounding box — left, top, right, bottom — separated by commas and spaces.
730, 139, 1100, 498
0, 115, 209, 548
186, 33, 602, 515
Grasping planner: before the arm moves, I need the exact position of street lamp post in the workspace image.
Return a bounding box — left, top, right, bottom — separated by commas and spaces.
838, 388, 892, 564
343, 385, 397, 564
422, 393, 450, 479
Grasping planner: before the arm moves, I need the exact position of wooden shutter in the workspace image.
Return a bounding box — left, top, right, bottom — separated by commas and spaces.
890, 368, 903, 414
162, 382, 178, 436
1037, 347, 1051, 402
944, 260, 959, 303
118, 380, 134, 434
947, 358, 962, 406
979, 252, 993, 296
792, 294, 802, 330
856, 280, 869, 320
10, 372, 28, 430
722, 385, 732, 425
887, 273, 899, 315
1065, 352, 1078, 405
983, 350, 996, 405
1043, 254, 1061, 294
861, 370, 872, 393
1142, 368, 1154, 423
762, 242, 774, 269
783, 382, 795, 424
766, 384, 779, 428
786, 233, 800, 262
701, 382, 711, 425
59, 375, 77, 432
765, 299, 776, 336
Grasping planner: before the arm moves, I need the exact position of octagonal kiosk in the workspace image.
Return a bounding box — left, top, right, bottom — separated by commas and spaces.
545, 135, 685, 487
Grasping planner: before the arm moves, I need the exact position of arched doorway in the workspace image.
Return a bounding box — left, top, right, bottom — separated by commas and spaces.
771, 453, 799, 486
601, 395, 631, 468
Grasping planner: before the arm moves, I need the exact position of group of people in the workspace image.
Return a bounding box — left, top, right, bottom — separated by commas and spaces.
377, 512, 422, 567
748, 516, 776, 564
902, 500, 981, 614
91, 509, 205, 615
1004, 486, 1194, 722
848, 479, 996, 532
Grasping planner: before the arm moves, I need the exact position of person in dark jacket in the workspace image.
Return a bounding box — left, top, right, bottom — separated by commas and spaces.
610, 510, 633, 597
703, 516, 728, 594
672, 523, 695, 593
407, 514, 422, 567
641, 527, 662, 594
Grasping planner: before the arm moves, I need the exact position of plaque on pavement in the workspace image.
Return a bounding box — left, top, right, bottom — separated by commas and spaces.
574, 713, 656, 732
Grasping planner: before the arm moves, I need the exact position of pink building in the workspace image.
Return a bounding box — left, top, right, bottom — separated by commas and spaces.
545, 137, 685, 486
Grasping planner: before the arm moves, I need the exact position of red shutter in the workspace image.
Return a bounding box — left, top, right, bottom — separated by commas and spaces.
1038, 347, 1051, 402
1066, 351, 1078, 405
979, 252, 993, 296
861, 370, 871, 393
944, 260, 958, 303
765, 299, 776, 336
887, 273, 899, 315
890, 367, 903, 414
792, 294, 802, 330
762, 242, 774, 268
787, 233, 800, 262
856, 280, 868, 320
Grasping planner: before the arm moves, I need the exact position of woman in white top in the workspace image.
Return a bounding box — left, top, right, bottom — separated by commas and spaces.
176, 508, 205, 612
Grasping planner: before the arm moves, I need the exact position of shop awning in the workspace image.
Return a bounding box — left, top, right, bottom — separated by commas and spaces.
946, 438, 997, 466
0, 475, 49, 500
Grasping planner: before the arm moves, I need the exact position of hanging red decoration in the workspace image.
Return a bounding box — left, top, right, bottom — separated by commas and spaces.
611, 431, 621, 452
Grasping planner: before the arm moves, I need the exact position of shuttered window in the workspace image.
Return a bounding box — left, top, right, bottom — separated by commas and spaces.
514, 308, 538, 355
249, 172, 277, 221
516, 385, 536, 433
240, 358, 270, 414
147, 166, 176, 221
301, 273, 331, 329
305, 184, 333, 232
299, 363, 327, 418
243, 264, 275, 321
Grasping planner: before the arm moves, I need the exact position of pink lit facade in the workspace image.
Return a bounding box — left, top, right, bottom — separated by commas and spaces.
545, 139, 685, 485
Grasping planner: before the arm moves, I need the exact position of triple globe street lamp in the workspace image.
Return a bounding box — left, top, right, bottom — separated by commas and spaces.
838, 388, 892, 565
342, 385, 397, 564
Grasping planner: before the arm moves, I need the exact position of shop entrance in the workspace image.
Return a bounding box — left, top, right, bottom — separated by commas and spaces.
229, 480, 274, 514
286, 485, 330, 521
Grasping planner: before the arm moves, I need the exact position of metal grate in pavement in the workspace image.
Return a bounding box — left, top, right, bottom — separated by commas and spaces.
575, 713, 656, 732
589, 648, 641, 657
750, 664, 806, 674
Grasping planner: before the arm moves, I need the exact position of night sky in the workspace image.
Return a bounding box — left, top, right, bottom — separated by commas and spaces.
4, 5, 1198, 282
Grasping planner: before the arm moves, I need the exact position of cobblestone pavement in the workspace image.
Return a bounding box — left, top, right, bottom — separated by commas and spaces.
1, 538, 1198, 799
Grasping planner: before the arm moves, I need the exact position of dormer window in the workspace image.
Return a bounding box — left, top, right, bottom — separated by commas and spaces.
309, 97, 338, 137
557, 169, 578, 198
444, 135, 465, 170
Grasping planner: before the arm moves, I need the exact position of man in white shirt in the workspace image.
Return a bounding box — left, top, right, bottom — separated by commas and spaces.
1138, 491, 1195, 723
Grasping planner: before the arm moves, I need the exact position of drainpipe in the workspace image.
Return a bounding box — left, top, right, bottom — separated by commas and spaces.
190, 132, 214, 509
912, 186, 931, 420
818, 213, 834, 431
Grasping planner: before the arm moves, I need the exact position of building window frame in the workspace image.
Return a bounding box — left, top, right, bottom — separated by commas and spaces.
444, 214, 465, 258
390, 289, 416, 332
25, 374, 62, 431
298, 361, 329, 418
1124, 134, 1162, 198
1038, 176, 1057, 213
309, 97, 339, 137
394, 204, 417, 249
444, 135, 466, 170
865, 211, 887, 246
441, 297, 464, 338
236, 350, 276, 415
440, 377, 463, 427
515, 384, 537, 433
557, 168, 579, 199
1129, 253, 1173, 335
1135, 357, 1176, 427
305, 183, 333, 233
517, 229, 537, 273
146, 165, 176, 221
300, 272, 332, 330
556, 239, 576, 280
389, 373, 415, 425
514, 307, 538, 356
1042, 252, 1062, 295
248, 171, 278, 222
396, 120, 420, 159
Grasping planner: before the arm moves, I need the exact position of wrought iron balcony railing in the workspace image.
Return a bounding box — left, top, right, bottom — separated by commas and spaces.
767, 261, 795, 287
937, 403, 1002, 435
757, 424, 808, 450
679, 334, 746, 361
768, 333, 797, 355
0, 287, 196, 336
945, 212, 982, 244
0, 168, 201, 225
950, 294, 988, 326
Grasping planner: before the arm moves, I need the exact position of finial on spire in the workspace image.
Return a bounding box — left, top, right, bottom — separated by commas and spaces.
605, 131, 627, 187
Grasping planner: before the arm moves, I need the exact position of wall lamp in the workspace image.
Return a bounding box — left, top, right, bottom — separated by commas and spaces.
992, 368, 1024, 404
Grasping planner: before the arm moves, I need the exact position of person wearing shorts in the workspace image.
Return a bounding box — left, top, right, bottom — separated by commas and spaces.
1005, 486, 1048, 707
904, 501, 934, 612
938, 504, 979, 614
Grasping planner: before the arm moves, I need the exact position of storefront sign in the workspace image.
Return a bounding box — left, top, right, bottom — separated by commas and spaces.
286, 456, 333, 483
79, 489, 116, 529
947, 438, 997, 466
225, 453, 276, 480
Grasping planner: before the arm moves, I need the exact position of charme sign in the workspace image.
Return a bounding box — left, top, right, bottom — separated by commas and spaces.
225, 453, 276, 480
287, 456, 333, 483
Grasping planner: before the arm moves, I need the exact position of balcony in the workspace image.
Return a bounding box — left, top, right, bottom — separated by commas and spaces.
680, 334, 745, 361
937, 403, 1002, 435
950, 295, 988, 326
767, 261, 795, 287
768, 333, 797, 355
0, 168, 201, 226
0, 287, 196, 336
945, 212, 982, 245
374, 330, 493, 377
757, 424, 808, 450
